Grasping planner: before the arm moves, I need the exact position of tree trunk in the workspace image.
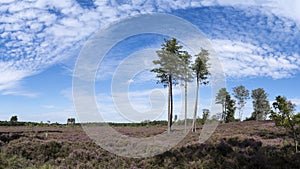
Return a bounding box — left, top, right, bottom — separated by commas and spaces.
286, 115, 298, 153
294, 131, 298, 153
167, 75, 173, 134
238, 107, 242, 121
221, 103, 224, 122
184, 80, 187, 133
224, 102, 226, 123
222, 101, 226, 123
192, 79, 199, 132
291, 125, 298, 153
170, 78, 173, 129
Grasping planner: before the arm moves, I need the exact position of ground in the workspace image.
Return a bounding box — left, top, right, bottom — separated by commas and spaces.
0, 120, 299, 168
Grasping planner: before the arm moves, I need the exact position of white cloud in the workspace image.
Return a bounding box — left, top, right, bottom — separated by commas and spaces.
261, 0, 300, 25
127, 79, 134, 84
60, 87, 73, 101
41, 105, 57, 109
1, 90, 39, 98
291, 98, 300, 107
216, 0, 258, 6
0, 66, 29, 86
0, 0, 299, 95
202, 0, 300, 26
212, 39, 300, 79
0, 65, 39, 97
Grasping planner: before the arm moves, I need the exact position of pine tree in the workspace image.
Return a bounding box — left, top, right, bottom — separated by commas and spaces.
192, 49, 210, 132
151, 38, 182, 133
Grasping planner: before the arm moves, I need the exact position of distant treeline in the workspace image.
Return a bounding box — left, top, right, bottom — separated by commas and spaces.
0, 120, 168, 127
82, 120, 168, 127
0, 121, 38, 126
0, 121, 77, 127
0, 120, 198, 127
81, 118, 217, 127
0, 118, 222, 127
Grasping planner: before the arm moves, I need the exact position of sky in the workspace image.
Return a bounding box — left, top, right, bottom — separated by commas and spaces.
0, 0, 300, 123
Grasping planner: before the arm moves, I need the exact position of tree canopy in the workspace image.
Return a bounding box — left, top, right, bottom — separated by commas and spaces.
233, 85, 250, 120
251, 88, 270, 120
192, 49, 210, 85
225, 94, 236, 123
270, 96, 300, 152
216, 88, 229, 122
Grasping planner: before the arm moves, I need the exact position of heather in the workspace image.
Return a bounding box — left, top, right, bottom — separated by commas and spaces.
0, 120, 299, 168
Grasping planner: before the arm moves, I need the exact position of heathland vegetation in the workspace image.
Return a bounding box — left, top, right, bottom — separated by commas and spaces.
0, 121, 299, 168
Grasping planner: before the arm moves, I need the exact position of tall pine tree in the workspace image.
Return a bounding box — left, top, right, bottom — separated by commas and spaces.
192, 49, 210, 132
151, 38, 182, 133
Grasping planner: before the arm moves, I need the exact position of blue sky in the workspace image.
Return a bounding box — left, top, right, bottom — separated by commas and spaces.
0, 0, 300, 123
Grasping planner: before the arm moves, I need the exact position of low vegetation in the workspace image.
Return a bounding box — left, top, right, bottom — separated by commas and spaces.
0, 120, 299, 168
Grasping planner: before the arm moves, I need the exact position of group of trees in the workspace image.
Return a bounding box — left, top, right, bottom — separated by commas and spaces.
215, 88, 236, 123
10, 115, 18, 122
150, 38, 299, 153
67, 118, 76, 125
151, 38, 209, 133
215, 87, 300, 152
150, 38, 276, 133
215, 86, 273, 123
